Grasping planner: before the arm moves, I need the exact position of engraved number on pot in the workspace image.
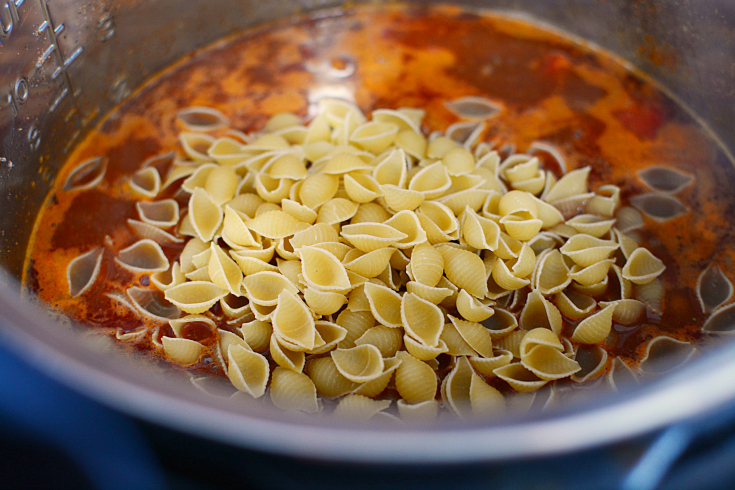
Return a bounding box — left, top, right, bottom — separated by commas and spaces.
97, 11, 114, 41
27, 122, 41, 152
6, 76, 28, 117
0, 0, 22, 39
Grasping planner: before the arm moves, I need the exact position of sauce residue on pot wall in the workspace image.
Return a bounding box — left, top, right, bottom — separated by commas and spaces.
23, 4, 735, 402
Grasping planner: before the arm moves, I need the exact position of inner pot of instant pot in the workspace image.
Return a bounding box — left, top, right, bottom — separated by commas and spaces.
2, 0, 735, 476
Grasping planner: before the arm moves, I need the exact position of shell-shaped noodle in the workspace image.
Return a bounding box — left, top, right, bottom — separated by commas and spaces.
227, 344, 269, 398
445, 122, 485, 149
613, 228, 639, 260
298, 173, 339, 209
461, 207, 500, 251
384, 210, 427, 249
437, 245, 488, 298
354, 325, 402, 358
702, 303, 735, 335
151, 262, 186, 291
444, 96, 502, 120
303, 288, 347, 316
402, 335, 447, 361
469, 372, 505, 416
456, 289, 494, 322
373, 148, 408, 187
322, 152, 372, 175
560, 234, 619, 268
638, 165, 694, 194
566, 214, 616, 238
337, 309, 375, 348
127, 287, 180, 321
230, 254, 279, 276
572, 345, 608, 383
519, 290, 563, 336
307, 321, 348, 355
238, 320, 272, 352
634, 277, 665, 315
343, 248, 395, 278
405, 281, 454, 305
177, 106, 230, 132
439, 189, 491, 216
299, 246, 351, 292
340, 223, 408, 252
630, 193, 689, 222
570, 259, 615, 287
409, 242, 444, 287
242, 271, 300, 306
527, 232, 563, 255
373, 108, 422, 133
219, 294, 249, 318
441, 356, 475, 418
395, 351, 438, 404
165, 281, 227, 314
572, 274, 609, 297
67, 248, 104, 297
116, 327, 148, 343
449, 315, 494, 358
401, 292, 444, 347
188, 188, 223, 242
179, 132, 215, 161
333, 395, 391, 421
543, 166, 591, 203
494, 232, 523, 260
639, 337, 696, 375
697, 263, 733, 314
533, 249, 571, 295
350, 121, 399, 154
571, 304, 615, 344
270, 367, 320, 413
521, 344, 580, 380
162, 337, 205, 365
343, 173, 381, 203
128, 219, 184, 245
492, 258, 530, 291
498, 190, 538, 218
208, 243, 242, 294
246, 210, 310, 239
204, 165, 239, 206
493, 363, 548, 393
305, 357, 360, 399
397, 399, 439, 422
470, 350, 513, 376
557, 290, 597, 320
272, 290, 316, 351
380, 184, 425, 212
269, 334, 306, 372
482, 308, 518, 339
332, 345, 385, 383
622, 248, 665, 284
137, 200, 179, 228
317, 198, 360, 225
599, 299, 646, 325
586, 184, 620, 218
608, 357, 639, 391
116, 239, 170, 273
64, 156, 108, 192
615, 206, 645, 233
350, 203, 390, 225
408, 161, 452, 199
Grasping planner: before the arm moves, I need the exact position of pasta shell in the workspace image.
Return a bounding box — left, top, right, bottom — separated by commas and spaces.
492, 258, 530, 291
556, 290, 597, 320
269, 334, 306, 372
230, 254, 279, 276
613, 228, 639, 261
242, 271, 300, 306
246, 210, 310, 239
162, 337, 204, 365
219, 294, 249, 318
697, 263, 734, 314
446, 122, 484, 149
332, 345, 385, 383
639, 337, 696, 375
298, 173, 339, 209
340, 222, 408, 252
127, 286, 181, 321
360, 282, 401, 329
560, 234, 619, 268
565, 214, 616, 238
521, 344, 580, 381
439, 189, 491, 216
599, 299, 646, 325
615, 206, 645, 233
444, 96, 502, 120
482, 307, 518, 339
493, 363, 548, 393
397, 399, 439, 423
404, 336, 449, 361
401, 292, 444, 347
299, 245, 351, 292
227, 344, 269, 398
702, 303, 735, 335
543, 166, 591, 203
461, 207, 500, 251
572, 345, 608, 383
304, 288, 347, 316
533, 249, 571, 295
188, 188, 223, 242
343, 173, 381, 203
136, 199, 179, 228
408, 161, 452, 199
405, 281, 454, 305
208, 243, 243, 294
469, 350, 513, 376
177, 106, 229, 132
63, 156, 108, 192
67, 247, 104, 297
333, 395, 391, 421
456, 289, 495, 322
634, 277, 665, 315
238, 319, 272, 352
569, 259, 615, 287
519, 290, 563, 336
305, 357, 360, 399
449, 315, 494, 358
571, 304, 616, 344
638, 165, 694, 194
127, 219, 183, 246
317, 198, 360, 225
343, 248, 395, 278
116, 239, 170, 273
384, 210, 427, 249
349, 121, 399, 154
165, 281, 227, 314
354, 325, 403, 358
407, 242, 442, 287
630, 193, 689, 222
336, 309, 375, 348
395, 351, 438, 404
608, 357, 639, 391
380, 184, 425, 212
151, 262, 186, 291
621, 248, 665, 284
437, 245, 488, 298
271, 290, 316, 351
585, 184, 620, 218
441, 356, 475, 418
270, 367, 320, 413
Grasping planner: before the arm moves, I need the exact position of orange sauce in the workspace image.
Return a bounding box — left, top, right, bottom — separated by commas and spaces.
24, 4, 735, 382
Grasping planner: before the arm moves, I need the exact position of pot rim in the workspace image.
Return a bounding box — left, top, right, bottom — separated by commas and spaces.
1, 277, 734, 464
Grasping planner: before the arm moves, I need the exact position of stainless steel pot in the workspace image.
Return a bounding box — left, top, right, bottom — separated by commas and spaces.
2, 1, 735, 487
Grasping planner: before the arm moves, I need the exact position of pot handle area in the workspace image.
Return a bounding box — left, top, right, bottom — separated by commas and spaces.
0, 342, 166, 490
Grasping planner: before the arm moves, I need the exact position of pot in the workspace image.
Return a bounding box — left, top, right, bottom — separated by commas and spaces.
2, 1, 735, 488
